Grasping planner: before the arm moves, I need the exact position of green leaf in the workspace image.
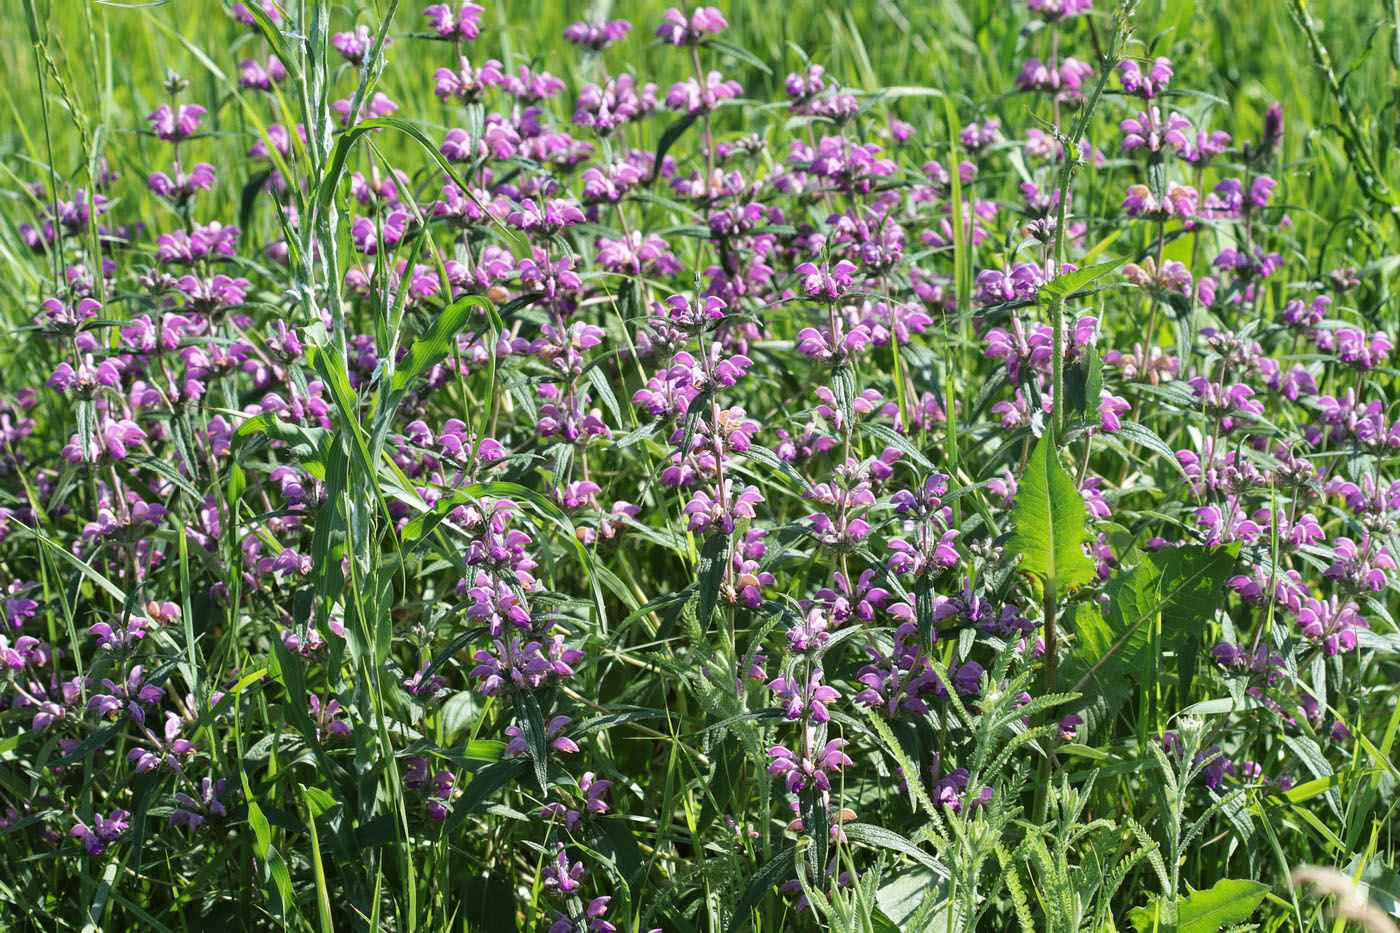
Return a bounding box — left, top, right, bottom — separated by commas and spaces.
1063, 343, 1103, 420
247, 801, 273, 858
513, 692, 550, 794
875, 867, 950, 930
726, 842, 796, 933
1006, 430, 1095, 598
1347, 855, 1400, 918
653, 113, 700, 175
870, 908, 903, 933
1037, 257, 1129, 303
700, 37, 773, 74
831, 367, 857, 432
858, 420, 933, 470
441, 759, 530, 833
844, 823, 948, 879
1113, 421, 1193, 484
1130, 878, 1270, 932
391, 294, 490, 392
695, 534, 730, 632
611, 421, 661, 449
232, 412, 332, 475
239, 0, 301, 82
914, 575, 937, 648
1065, 543, 1239, 731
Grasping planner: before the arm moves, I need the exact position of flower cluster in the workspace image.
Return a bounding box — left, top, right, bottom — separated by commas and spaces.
0, 0, 1392, 926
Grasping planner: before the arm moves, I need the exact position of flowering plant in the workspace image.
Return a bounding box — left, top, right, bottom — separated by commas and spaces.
0, 0, 1398, 929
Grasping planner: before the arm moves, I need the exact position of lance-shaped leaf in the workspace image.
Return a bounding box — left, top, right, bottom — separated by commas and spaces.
695, 534, 730, 632
1036, 257, 1129, 304
1006, 430, 1095, 599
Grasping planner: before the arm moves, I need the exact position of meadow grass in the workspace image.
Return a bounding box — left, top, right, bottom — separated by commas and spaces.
1, 0, 1399, 930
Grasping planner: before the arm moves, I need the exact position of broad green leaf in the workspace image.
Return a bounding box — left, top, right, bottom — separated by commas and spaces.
440, 759, 531, 834
1065, 543, 1239, 733
247, 801, 273, 857
875, 868, 943, 928
1006, 430, 1095, 598
1347, 855, 1400, 918
1037, 257, 1129, 303
1129, 878, 1270, 932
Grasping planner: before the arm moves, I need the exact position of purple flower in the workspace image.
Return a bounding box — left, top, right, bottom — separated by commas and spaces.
332, 91, 398, 128
794, 260, 858, 300
1016, 57, 1094, 100
505, 714, 580, 757
507, 197, 585, 235
170, 778, 229, 832
63, 416, 147, 464
564, 18, 632, 50
471, 636, 584, 695
309, 695, 352, 741
1122, 182, 1197, 219
597, 232, 681, 276
47, 356, 122, 395
148, 162, 217, 203
88, 666, 164, 724
1097, 391, 1130, 431
931, 768, 993, 812
255, 547, 312, 578
1118, 57, 1173, 98
768, 669, 841, 722
90, 617, 148, 652
331, 25, 383, 64
504, 65, 565, 103
683, 481, 764, 535
1331, 328, 1394, 370
786, 65, 826, 105
0, 634, 40, 670
35, 296, 101, 334
1295, 596, 1366, 656
767, 738, 853, 794
1120, 108, 1192, 154
655, 6, 727, 45
232, 1, 282, 25
886, 530, 960, 577
422, 2, 483, 40
1325, 536, 1395, 592
1250, 175, 1277, 209
1026, 0, 1092, 20
147, 103, 206, 141
239, 56, 287, 91
664, 72, 743, 114
71, 810, 131, 855
432, 55, 504, 102
542, 844, 585, 896
127, 712, 197, 772
1181, 128, 1232, 164
404, 663, 446, 699
573, 75, 657, 135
